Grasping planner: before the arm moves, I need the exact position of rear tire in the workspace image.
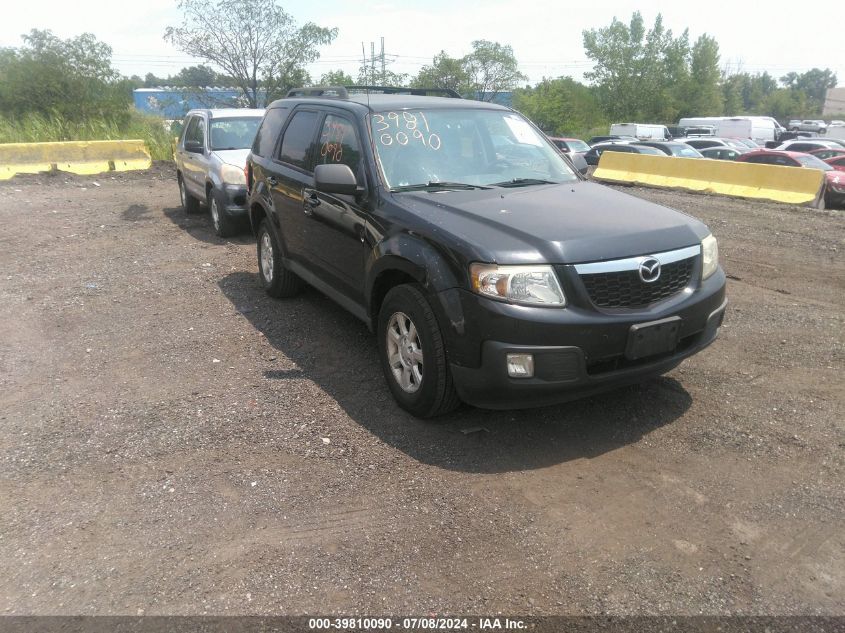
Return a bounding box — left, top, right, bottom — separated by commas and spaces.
377, 284, 460, 418
179, 175, 201, 214
257, 219, 302, 298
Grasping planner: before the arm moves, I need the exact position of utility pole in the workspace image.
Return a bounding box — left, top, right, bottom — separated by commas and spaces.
362, 38, 393, 85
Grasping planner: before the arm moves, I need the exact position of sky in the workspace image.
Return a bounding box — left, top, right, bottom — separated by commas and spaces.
1, 0, 842, 88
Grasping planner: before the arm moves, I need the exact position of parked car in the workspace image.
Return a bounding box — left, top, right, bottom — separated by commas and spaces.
732, 138, 760, 149
787, 119, 802, 130
824, 155, 845, 171
245, 86, 726, 416
587, 135, 638, 146
666, 125, 687, 138
548, 137, 591, 154
699, 147, 744, 161
809, 148, 845, 160
792, 120, 827, 133
735, 150, 843, 209
175, 108, 266, 237
776, 139, 843, 153
829, 120, 845, 127
682, 138, 749, 151
583, 142, 664, 165
634, 141, 704, 158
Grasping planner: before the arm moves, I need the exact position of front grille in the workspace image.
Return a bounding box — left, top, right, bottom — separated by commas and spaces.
580, 257, 694, 309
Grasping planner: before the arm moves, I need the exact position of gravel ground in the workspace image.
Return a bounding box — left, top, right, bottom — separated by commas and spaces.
0, 164, 842, 616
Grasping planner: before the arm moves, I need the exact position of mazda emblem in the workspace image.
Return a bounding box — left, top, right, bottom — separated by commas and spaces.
639, 257, 661, 283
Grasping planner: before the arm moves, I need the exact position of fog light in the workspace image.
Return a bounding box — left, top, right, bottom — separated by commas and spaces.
507, 353, 534, 378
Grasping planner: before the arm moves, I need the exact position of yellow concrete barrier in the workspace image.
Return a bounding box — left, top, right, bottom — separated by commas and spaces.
0, 140, 151, 180
593, 152, 825, 205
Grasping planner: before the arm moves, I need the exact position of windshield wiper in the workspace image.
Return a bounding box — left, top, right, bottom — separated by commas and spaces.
390, 181, 489, 192
490, 178, 557, 187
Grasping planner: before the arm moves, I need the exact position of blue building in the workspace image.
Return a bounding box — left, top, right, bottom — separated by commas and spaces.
133, 87, 253, 118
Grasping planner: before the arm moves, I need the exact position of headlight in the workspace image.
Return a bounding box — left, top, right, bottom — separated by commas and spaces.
470, 264, 566, 307
221, 163, 246, 185
701, 234, 719, 280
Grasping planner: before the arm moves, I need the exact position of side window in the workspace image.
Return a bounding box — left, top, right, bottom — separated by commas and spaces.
316, 114, 362, 176
745, 155, 765, 164
186, 116, 205, 146
278, 110, 319, 170
183, 116, 198, 145
773, 156, 789, 166
180, 116, 194, 144
252, 107, 290, 157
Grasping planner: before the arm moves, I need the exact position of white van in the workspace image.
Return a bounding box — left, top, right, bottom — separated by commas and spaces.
679, 117, 724, 129
716, 117, 777, 143
610, 123, 670, 140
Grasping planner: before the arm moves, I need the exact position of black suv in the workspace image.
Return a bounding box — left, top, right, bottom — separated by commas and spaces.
245, 86, 727, 417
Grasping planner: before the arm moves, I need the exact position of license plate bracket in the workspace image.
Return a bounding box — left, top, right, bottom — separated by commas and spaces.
625, 317, 682, 360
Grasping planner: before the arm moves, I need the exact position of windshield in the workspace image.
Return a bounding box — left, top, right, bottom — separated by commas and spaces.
210, 117, 262, 151
370, 109, 578, 189
796, 155, 834, 171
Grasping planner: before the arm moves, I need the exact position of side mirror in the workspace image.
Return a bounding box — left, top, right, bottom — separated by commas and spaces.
314, 163, 358, 195
185, 140, 204, 154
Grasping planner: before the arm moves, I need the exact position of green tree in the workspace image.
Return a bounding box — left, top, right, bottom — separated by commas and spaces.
356, 63, 408, 87
513, 76, 605, 135
761, 88, 807, 120
583, 12, 690, 121
173, 64, 218, 86
682, 34, 723, 116
0, 29, 129, 125
464, 40, 527, 101
165, 0, 337, 107
412, 51, 472, 95
319, 69, 354, 86
780, 68, 837, 114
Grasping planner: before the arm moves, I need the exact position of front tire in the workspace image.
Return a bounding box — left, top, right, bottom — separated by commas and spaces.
178, 175, 201, 214
256, 219, 301, 298
208, 188, 237, 238
377, 284, 460, 418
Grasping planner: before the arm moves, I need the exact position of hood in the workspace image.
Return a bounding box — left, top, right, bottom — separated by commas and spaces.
394, 181, 710, 264
213, 149, 251, 167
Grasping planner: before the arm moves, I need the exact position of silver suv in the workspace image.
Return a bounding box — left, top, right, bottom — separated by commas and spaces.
175, 108, 265, 237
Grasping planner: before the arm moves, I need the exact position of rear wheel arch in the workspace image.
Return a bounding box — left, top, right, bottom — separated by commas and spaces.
249, 202, 269, 237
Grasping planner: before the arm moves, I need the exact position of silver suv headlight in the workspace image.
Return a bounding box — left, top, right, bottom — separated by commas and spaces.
221, 163, 246, 185
470, 264, 566, 307
701, 234, 719, 280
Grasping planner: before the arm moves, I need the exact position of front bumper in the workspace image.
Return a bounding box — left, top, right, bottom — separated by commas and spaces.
222, 184, 249, 214
438, 269, 727, 410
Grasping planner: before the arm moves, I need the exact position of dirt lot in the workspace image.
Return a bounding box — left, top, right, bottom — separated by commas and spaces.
0, 164, 842, 616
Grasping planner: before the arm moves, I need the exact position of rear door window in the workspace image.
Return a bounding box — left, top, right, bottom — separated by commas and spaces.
277, 110, 320, 171
252, 107, 290, 157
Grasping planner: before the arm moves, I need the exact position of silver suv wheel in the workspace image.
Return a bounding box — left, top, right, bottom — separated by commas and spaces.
259, 231, 274, 283
386, 311, 424, 393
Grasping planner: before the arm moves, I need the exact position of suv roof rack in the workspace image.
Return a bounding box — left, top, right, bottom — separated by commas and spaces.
285, 86, 349, 99
284, 85, 463, 100
345, 85, 462, 99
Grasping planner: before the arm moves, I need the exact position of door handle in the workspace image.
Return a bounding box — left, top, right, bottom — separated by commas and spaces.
303, 189, 321, 214
266, 176, 278, 187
